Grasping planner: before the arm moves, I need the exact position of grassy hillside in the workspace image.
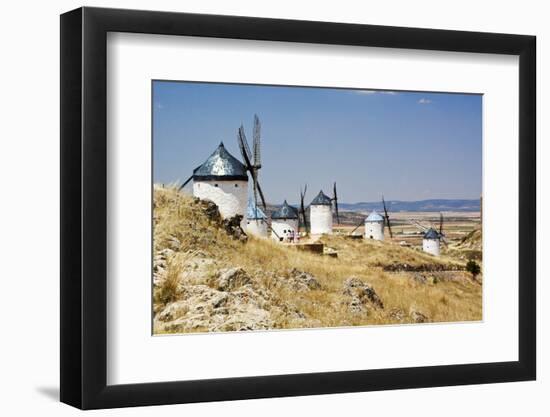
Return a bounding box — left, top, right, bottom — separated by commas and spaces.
153, 186, 482, 334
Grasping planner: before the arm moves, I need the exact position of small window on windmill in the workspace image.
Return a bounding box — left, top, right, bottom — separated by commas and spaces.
234, 184, 238, 188
214, 184, 219, 187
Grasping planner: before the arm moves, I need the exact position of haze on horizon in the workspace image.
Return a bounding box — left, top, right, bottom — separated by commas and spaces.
153, 81, 482, 204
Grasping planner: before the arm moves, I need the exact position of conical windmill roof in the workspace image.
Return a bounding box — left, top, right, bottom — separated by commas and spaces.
423, 228, 441, 240
310, 190, 332, 206
366, 210, 385, 222
247, 200, 266, 220
193, 142, 248, 181
271, 200, 299, 220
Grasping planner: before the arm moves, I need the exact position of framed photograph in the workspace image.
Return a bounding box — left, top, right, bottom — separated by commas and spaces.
60, 7, 536, 409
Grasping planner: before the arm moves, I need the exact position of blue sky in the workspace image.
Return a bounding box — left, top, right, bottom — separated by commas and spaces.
153, 81, 482, 204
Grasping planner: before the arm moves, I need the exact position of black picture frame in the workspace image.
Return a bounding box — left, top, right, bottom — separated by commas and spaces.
60, 6, 536, 410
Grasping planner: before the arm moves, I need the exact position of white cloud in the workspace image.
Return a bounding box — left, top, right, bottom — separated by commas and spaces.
354, 90, 399, 96
417, 98, 432, 104
354, 90, 377, 95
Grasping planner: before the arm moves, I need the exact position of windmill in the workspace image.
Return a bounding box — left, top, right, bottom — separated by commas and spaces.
408, 212, 447, 245
309, 183, 338, 235
349, 196, 393, 241
299, 184, 309, 233
408, 212, 447, 256
238, 114, 267, 211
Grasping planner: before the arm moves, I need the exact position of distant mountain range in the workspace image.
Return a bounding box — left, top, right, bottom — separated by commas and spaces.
338, 199, 480, 213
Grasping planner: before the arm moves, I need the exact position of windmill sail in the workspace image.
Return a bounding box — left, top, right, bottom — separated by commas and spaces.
300, 184, 309, 233
382, 196, 393, 238
253, 114, 261, 169
178, 174, 193, 190
333, 182, 340, 224
439, 212, 448, 246
237, 116, 267, 211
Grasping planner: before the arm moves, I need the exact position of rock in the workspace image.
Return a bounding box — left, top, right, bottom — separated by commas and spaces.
167, 235, 181, 250
222, 214, 248, 242
343, 277, 384, 309
410, 310, 429, 323
213, 267, 251, 292
285, 268, 322, 292
153, 248, 175, 285
178, 252, 217, 286
348, 296, 368, 314
388, 308, 405, 321
412, 273, 427, 284
155, 283, 276, 333
200, 199, 222, 223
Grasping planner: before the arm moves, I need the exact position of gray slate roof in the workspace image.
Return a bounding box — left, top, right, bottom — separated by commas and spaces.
271, 200, 299, 220
423, 228, 441, 240
193, 142, 248, 181
310, 190, 332, 206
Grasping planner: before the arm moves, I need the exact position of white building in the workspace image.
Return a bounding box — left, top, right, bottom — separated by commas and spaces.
364, 210, 385, 241
192, 142, 248, 230
246, 200, 268, 238
422, 228, 441, 256
271, 200, 299, 242
310, 190, 333, 235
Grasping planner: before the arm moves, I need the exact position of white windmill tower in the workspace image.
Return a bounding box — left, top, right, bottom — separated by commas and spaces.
307, 183, 340, 235
364, 197, 393, 241
349, 196, 393, 241
271, 200, 299, 242
410, 213, 447, 256
246, 199, 268, 238
422, 228, 441, 256
179, 142, 249, 229
365, 211, 385, 240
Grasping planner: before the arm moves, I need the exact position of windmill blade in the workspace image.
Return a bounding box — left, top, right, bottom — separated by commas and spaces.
178, 175, 193, 190
254, 178, 267, 211
300, 184, 309, 233
349, 217, 365, 235
386, 215, 393, 238
253, 114, 261, 169
238, 126, 256, 177
333, 182, 340, 224
382, 196, 393, 238
439, 212, 444, 235
408, 220, 428, 231
238, 125, 253, 165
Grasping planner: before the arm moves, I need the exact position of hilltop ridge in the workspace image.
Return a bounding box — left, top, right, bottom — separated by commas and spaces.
153, 186, 482, 334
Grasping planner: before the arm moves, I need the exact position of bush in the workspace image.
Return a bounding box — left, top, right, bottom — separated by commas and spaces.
466, 260, 481, 278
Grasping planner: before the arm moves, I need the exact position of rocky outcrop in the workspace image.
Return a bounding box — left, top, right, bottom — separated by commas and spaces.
387, 307, 429, 324
156, 284, 275, 332
409, 310, 428, 323
212, 267, 251, 291
342, 277, 384, 313
221, 214, 248, 242
155, 265, 309, 333
285, 269, 322, 292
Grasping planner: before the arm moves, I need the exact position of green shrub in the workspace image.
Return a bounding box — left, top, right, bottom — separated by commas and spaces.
466, 260, 481, 278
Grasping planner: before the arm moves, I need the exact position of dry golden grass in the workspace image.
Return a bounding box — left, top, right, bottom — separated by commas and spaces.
153, 186, 482, 333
